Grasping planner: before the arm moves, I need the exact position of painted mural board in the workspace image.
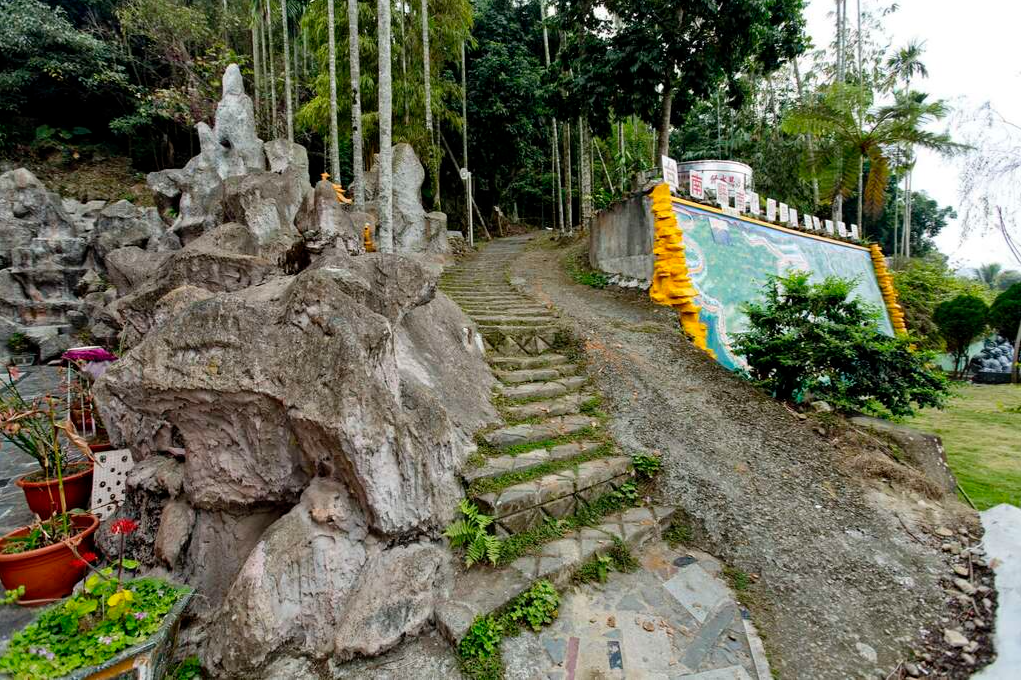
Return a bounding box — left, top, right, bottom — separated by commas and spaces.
670, 199, 895, 371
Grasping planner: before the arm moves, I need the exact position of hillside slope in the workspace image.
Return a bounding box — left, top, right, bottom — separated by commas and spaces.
511, 236, 984, 679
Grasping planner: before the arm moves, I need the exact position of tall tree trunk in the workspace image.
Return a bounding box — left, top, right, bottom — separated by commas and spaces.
656, 71, 673, 164
892, 177, 899, 257
348, 0, 364, 206
903, 171, 912, 258
378, 0, 393, 251
564, 123, 572, 230
252, 7, 261, 132
618, 121, 625, 189
579, 117, 592, 230
327, 0, 340, 178
280, 0, 292, 141
857, 156, 863, 237
539, 1, 563, 232
421, 0, 433, 204
265, 0, 277, 136
399, 0, 408, 126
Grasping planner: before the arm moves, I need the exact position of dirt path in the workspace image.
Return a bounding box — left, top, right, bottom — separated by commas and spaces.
509, 236, 971, 679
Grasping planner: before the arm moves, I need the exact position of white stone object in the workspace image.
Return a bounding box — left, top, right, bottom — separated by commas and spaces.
789, 208, 798, 228
716, 180, 729, 209
766, 198, 776, 222
690, 171, 704, 200
779, 202, 789, 223
749, 191, 760, 215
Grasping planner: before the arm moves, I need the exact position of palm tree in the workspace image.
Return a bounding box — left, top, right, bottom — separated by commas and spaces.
377, 0, 393, 251
887, 41, 929, 257
280, 0, 294, 141
326, 0, 340, 178
975, 263, 1004, 287
348, 0, 364, 206
783, 84, 959, 224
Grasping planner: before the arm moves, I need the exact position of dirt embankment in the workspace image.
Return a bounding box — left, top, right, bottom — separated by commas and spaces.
510, 236, 983, 679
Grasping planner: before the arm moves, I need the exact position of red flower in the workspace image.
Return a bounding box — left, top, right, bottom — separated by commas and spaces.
70, 551, 97, 568
111, 519, 139, 535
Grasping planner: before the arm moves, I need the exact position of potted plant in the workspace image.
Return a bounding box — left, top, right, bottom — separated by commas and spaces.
7, 333, 35, 367
0, 519, 194, 679
62, 348, 118, 450
2, 367, 96, 519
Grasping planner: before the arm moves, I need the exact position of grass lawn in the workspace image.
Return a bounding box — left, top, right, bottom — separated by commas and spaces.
907, 383, 1021, 510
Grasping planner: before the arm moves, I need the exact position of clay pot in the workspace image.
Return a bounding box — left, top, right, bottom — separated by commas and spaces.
0, 513, 100, 603
16, 463, 94, 520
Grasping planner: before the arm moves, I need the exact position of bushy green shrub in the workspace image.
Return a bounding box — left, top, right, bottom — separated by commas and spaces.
990, 283, 1021, 341
893, 255, 994, 349
734, 272, 950, 417
933, 294, 989, 376
631, 454, 662, 480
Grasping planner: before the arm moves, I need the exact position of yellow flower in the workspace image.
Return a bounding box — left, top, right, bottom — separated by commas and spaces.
107, 590, 134, 608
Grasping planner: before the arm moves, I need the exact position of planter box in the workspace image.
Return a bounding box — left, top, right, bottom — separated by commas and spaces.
62, 589, 193, 680
10, 354, 35, 367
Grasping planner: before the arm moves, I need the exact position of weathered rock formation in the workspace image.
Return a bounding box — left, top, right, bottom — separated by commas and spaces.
79, 63, 492, 679
364, 142, 451, 254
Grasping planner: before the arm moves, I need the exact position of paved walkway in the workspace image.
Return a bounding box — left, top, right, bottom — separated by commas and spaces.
504, 541, 767, 680
0, 366, 63, 536
975, 503, 1021, 679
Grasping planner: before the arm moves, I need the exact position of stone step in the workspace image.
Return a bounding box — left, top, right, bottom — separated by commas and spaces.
481, 414, 598, 449
495, 364, 579, 385
460, 304, 552, 315
478, 324, 558, 344
503, 392, 593, 420
489, 354, 570, 370
475, 456, 632, 533
469, 315, 557, 327
436, 505, 677, 643
497, 375, 587, 400
464, 440, 606, 485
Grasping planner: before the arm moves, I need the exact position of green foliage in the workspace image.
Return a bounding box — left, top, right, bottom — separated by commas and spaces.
458, 581, 561, 679
934, 294, 989, 376
0, 0, 126, 114
990, 284, 1021, 341
171, 656, 203, 680
564, 251, 609, 289
893, 256, 995, 349
500, 580, 559, 632
631, 454, 661, 481
6, 332, 31, 354
553, 0, 806, 139
723, 566, 751, 591
608, 537, 639, 573
444, 500, 502, 568
459, 616, 503, 661
611, 481, 639, 506
2, 587, 26, 605
574, 553, 612, 584
734, 271, 950, 417
663, 522, 692, 548
0, 579, 186, 679
782, 85, 959, 218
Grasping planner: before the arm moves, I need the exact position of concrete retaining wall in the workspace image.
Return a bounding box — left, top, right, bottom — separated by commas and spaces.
588, 193, 655, 282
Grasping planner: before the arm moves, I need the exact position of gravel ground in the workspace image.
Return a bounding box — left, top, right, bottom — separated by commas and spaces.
509, 236, 981, 679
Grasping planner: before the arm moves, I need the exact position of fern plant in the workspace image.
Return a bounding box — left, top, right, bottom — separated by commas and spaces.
444, 500, 502, 567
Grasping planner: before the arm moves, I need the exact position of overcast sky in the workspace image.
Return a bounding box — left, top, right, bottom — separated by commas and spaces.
804, 0, 1021, 272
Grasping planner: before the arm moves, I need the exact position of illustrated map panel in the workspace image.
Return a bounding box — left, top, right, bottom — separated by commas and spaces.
673, 201, 895, 371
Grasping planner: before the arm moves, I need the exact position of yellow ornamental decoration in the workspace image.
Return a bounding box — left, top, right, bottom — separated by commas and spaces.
869, 244, 908, 336
648, 183, 714, 357
363, 224, 377, 253
320, 172, 353, 205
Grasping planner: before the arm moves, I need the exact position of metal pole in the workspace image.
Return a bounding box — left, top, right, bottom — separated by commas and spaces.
468, 171, 474, 248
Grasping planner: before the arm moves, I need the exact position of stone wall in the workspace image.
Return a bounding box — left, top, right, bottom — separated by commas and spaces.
588, 193, 655, 282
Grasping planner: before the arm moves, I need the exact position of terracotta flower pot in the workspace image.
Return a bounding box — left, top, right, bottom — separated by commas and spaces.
0, 513, 99, 603
16, 462, 94, 520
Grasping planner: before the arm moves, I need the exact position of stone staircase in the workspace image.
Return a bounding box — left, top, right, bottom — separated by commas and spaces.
435, 235, 676, 643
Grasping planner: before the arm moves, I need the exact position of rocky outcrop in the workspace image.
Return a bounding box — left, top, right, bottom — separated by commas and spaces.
363, 143, 450, 255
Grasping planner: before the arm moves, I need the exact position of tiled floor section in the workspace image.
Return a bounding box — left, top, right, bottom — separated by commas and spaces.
503, 541, 769, 680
